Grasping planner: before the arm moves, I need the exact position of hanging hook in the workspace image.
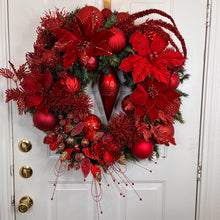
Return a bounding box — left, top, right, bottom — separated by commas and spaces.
104, 0, 111, 9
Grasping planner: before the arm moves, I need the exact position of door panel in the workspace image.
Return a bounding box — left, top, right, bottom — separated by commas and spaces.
8, 0, 207, 219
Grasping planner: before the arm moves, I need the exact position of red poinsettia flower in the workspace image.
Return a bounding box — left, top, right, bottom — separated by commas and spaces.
129, 78, 181, 122
21, 70, 53, 113
82, 133, 121, 165
53, 16, 113, 69
119, 31, 185, 84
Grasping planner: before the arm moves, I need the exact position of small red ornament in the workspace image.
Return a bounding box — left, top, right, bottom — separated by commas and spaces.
84, 115, 102, 131
131, 140, 154, 159
76, 6, 104, 28
107, 28, 127, 53
33, 111, 57, 131
98, 67, 120, 120
121, 95, 134, 114
169, 72, 180, 89
101, 8, 113, 19
73, 144, 81, 153
86, 57, 98, 72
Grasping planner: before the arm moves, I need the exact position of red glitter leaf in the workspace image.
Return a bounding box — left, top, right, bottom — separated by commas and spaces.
81, 157, 91, 178
71, 122, 85, 136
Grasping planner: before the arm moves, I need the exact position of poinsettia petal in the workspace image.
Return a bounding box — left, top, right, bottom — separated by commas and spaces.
151, 65, 170, 84
156, 95, 169, 108
26, 95, 44, 108
119, 54, 141, 73
63, 43, 78, 69
134, 105, 145, 116
132, 58, 152, 84
157, 49, 185, 68
72, 17, 84, 40
145, 97, 156, 111
90, 29, 114, 45
91, 43, 113, 56
129, 31, 151, 56
148, 106, 159, 122
151, 35, 168, 53
163, 89, 181, 101
53, 28, 78, 43
43, 70, 53, 90
129, 84, 149, 105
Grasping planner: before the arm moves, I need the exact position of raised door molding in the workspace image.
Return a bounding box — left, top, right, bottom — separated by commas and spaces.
0, 0, 15, 220
197, 0, 220, 219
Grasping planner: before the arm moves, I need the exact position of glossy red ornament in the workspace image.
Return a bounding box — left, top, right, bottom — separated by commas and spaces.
98, 67, 120, 120
169, 72, 180, 89
131, 140, 154, 159
107, 28, 127, 53
33, 112, 57, 131
84, 115, 102, 131
76, 6, 104, 28
86, 57, 98, 72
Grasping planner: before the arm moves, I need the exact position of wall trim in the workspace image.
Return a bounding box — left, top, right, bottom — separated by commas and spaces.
197, 0, 220, 219
0, 0, 15, 219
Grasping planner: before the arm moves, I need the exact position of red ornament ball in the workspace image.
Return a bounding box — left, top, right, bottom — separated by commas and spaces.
86, 57, 98, 72
76, 6, 104, 28
131, 141, 154, 159
108, 28, 127, 53
33, 112, 57, 131
169, 72, 180, 89
84, 115, 102, 132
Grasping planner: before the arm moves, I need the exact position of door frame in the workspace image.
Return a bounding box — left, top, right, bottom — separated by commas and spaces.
0, 0, 219, 219
0, 0, 15, 219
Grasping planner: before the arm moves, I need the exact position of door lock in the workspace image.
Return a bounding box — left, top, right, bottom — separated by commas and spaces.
18, 196, 33, 213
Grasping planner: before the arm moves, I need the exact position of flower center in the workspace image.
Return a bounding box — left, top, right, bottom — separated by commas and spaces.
77, 41, 91, 51
148, 51, 158, 61
148, 84, 158, 98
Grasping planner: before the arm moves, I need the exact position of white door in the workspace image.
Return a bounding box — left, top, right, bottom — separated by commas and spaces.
6, 0, 206, 219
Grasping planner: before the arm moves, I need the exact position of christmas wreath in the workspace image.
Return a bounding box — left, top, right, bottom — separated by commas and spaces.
0, 5, 188, 214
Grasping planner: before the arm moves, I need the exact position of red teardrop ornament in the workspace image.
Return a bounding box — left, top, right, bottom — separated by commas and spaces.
98, 67, 120, 121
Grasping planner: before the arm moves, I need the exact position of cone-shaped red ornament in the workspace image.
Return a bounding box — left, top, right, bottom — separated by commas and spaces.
98, 67, 120, 121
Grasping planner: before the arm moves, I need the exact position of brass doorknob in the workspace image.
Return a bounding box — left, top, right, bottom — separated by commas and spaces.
18, 196, 33, 213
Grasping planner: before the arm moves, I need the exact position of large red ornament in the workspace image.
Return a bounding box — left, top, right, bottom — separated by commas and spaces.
76, 6, 104, 28
131, 140, 154, 159
169, 72, 180, 89
107, 28, 127, 53
98, 67, 120, 120
84, 115, 102, 131
33, 112, 57, 131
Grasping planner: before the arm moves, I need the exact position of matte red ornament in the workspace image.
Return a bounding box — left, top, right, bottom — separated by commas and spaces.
98, 67, 120, 120
131, 140, 154, 159
107, 28, 127, 53
76, 6, 104, 28
84, 115, 102, 131
169, 72, 180, 89
33, 111, 57, 131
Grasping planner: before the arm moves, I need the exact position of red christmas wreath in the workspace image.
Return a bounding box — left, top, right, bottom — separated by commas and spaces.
0, 5, 188, 213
